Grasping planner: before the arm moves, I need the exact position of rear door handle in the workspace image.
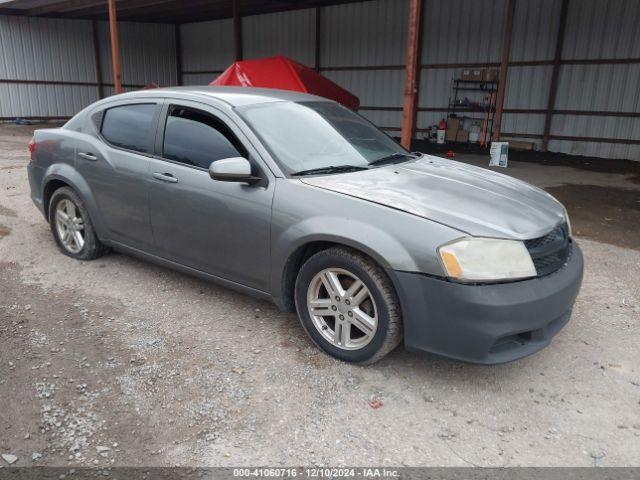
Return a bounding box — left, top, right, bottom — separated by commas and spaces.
152, 172, 178, 183
78, 152, 97, 161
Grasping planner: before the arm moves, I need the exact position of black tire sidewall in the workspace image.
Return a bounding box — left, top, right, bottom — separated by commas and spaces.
295, 253, 391, 363
48, 188, 100, 260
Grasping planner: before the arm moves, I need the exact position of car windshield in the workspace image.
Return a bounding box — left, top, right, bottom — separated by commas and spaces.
236, 101, 411, 175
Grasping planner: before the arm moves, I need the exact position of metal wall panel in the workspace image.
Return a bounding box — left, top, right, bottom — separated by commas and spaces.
182, 73, 218, 86
510, 0, 560, 61
320, 0, 407, 133
97, 21, 177, 86
322, 0, 407, 67
0, 83, 97, 117
504, 65, 553, 110
421, 0, 507, 65
324, 69, 404, 108
0, 14, 176, 119
0, 15, 96, 82
180, 19, 234, 72
243, 9, 315, 66
562, 0, 640, 60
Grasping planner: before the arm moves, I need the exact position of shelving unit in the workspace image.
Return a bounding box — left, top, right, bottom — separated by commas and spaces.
446, 78, 499, 144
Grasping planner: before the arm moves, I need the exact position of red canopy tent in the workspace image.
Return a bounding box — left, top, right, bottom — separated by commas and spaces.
210, 55, 360, 110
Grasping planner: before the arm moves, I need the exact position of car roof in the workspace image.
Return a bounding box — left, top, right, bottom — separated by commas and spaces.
110, 86, 330, 108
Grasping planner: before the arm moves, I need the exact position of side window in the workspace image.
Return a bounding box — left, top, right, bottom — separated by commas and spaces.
162, 105, 247, 169
101, 104, 157, 154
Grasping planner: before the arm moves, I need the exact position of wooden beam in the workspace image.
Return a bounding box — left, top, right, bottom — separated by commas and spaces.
107, 0, 123, 94
400, 0, 423, 149
491, 0, 516, 143
541, 0, 569, 151
315, 6, 321, 72
91, 20, 104, 99
175, 23, 183, 86
233, 0, 243, 61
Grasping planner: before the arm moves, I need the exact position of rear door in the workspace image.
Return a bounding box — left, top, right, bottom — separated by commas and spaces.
147, 100, 274, 291
77, 101, 161, 250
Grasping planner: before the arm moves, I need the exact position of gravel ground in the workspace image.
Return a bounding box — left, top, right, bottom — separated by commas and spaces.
1, 124, 639, 467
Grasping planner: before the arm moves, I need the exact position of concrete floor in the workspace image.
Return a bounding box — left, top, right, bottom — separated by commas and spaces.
0, 124, 639, 467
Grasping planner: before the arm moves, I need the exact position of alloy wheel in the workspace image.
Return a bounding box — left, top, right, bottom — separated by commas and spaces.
54, 198, 85, 254
306, 268, 378, 350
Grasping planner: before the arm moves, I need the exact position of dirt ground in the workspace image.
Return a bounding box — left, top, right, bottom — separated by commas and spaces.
1, 123, 639, 468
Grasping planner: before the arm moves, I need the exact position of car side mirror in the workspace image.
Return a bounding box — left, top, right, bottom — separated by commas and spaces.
208, 157, 259, 184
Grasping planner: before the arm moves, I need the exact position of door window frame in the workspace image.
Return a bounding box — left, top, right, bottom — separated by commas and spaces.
92, 100, 163, 158
153, 99, 271, 185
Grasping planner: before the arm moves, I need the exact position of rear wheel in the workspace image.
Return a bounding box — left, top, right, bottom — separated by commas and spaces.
294, 247, 402, 364
49, 187, 108, 260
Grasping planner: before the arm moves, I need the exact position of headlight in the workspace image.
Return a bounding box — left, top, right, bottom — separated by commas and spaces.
438, 237, 536, 282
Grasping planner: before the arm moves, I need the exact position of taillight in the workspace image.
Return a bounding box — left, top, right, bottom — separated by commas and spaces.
28, 136, 36, 161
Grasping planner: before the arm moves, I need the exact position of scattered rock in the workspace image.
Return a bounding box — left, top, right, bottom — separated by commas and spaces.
96, 446, 111, 453
2, 454, 18, 465
32, 452, 42, 461
369, 398, 383, 409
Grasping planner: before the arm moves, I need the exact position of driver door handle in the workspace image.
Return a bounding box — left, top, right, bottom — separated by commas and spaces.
152, 172, 178, 183
78, 152, 97, 161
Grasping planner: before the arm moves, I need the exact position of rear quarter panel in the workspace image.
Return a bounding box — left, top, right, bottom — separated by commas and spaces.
31, 126, 108, 238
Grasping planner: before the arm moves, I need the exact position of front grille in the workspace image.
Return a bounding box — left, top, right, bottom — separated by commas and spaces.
525, 222, 572, 277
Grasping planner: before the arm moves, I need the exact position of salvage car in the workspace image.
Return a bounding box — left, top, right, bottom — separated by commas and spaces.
27, 87, 584, 364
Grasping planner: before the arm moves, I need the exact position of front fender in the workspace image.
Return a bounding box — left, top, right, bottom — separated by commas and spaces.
270, 216, 422, 307
42, 164, 107, 240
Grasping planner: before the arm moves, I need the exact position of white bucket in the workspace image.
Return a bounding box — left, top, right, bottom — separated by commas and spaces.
437, 129, 445, 144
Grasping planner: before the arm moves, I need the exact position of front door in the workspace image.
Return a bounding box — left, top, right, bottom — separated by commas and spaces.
147, 102, 274, 292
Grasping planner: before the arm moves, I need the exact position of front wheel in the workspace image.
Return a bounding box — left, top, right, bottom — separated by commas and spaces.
294, 247, 402, 364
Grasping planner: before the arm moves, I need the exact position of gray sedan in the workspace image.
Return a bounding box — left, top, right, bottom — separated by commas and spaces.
27, 87, 583, 364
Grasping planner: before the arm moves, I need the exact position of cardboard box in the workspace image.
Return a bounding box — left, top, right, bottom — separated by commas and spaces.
446, 117, 462, 141
456, 130, 469, 143
459, 69, 472, 81
470, 69, 484, 81
508, 140, 535, 151
483, 68, 499, 82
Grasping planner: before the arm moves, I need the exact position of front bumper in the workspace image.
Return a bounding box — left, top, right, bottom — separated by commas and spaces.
390, 242, 584, 364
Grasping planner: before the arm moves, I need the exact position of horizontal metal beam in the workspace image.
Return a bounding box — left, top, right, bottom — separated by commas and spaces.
360, 106, 640, 118
500, 132, 640, 145
0, 78, 147, 88
0, 116, 71, 121
181, 70, 225, 75
319, 57, 640, 72
380, 127, 640, 145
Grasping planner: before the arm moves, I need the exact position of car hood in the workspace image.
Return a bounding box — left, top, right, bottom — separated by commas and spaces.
300, 156, 566, 240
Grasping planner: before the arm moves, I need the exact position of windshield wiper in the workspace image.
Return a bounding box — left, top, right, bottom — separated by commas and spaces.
369, 152, 418, 167
291, 165, 370, 177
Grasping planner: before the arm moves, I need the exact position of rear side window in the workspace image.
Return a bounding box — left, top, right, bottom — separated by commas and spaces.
101, 104, 157, 154
162, 105, 246, 169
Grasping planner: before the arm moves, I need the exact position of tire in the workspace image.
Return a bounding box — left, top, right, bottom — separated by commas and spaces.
48, 186, 109, 261
294, 247, 402, 364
